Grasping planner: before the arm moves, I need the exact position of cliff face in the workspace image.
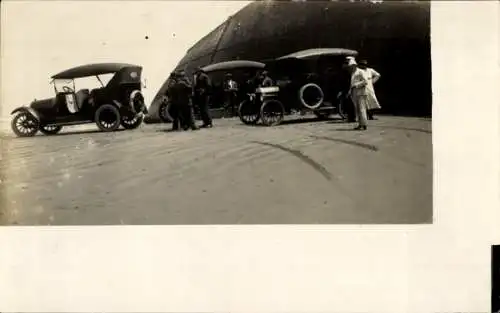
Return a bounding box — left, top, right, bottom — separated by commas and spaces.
147, 0, 431, 121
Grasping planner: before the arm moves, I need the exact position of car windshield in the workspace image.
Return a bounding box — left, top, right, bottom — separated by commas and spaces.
53, 79, 74, 92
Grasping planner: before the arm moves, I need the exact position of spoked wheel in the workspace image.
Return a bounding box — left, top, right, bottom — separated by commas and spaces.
238, 98, 260, 125
40, 125, 63, 135
260, 99, 285, 126
121, 113, 144, 130
94, 104, 121, 132
11, 111, 39, 137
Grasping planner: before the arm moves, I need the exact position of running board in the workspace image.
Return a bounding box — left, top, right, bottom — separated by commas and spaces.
45, 120, 94, 127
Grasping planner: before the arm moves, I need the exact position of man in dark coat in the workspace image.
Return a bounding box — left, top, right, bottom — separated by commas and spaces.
193, 67, 213, 128
165, 72, 182, 131
167, 71, 198, 131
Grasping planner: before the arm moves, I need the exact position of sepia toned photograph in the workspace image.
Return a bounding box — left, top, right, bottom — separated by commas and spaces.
1, 0, 432, 225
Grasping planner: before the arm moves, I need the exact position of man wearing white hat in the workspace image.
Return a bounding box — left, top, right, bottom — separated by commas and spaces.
346, 57, 369, 130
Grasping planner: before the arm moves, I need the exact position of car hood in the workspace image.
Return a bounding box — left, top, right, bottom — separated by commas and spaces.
30, 97, 55, 106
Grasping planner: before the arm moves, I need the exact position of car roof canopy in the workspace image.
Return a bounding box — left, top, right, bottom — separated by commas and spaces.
201, 60, 265, 73
276, 48, 358, 61
51, 63, 141, 79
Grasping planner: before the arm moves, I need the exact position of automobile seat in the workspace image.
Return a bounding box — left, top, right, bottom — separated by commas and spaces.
75, 89, 90, 111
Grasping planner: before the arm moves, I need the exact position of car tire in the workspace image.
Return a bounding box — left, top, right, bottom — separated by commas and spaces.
94, 104, 121, 132
121, 114, 144, 130
299, 83, 324, 110
238, 98, 260, 125
40, 125, 63, 135
11, 111, 39, 137
260, 99, 285, 126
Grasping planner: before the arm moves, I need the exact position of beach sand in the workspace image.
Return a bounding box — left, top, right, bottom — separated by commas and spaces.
0, 115, 432, 225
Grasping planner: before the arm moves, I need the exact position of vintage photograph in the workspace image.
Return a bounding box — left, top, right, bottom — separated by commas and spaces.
0, 0, 432, 225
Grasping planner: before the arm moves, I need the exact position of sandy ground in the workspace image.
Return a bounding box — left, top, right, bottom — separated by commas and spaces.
0, 115, 432, 225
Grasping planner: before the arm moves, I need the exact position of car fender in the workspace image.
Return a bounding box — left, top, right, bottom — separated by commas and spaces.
11, 106, 41, 122
112, 100, 124, 109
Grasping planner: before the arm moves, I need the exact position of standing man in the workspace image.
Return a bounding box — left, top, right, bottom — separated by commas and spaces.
358, 59, 381, 120
340, 61, 356, 123
177, 70, 199, 131
347, 57, 369, 131
168, 71, 198, 131
165, 72, 182, 131
223, 73, 239, 117
193, 67, 213, 128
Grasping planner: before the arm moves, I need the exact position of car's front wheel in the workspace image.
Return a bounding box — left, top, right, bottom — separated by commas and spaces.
40, 125, 63, 135
94, 104, 121, 132
11, 111, 39, 137
238, 97, 260, 125
121, 114, 144, 130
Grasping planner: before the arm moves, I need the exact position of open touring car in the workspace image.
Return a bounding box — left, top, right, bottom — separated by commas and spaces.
10, 63, 148, 137
238, 48, 358, 126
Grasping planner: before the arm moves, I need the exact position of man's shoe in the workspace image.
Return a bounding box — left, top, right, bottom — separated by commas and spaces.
354, 125, 367, 131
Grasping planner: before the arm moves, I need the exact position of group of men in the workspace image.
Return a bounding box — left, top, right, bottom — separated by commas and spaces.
165, 67, 213, 131
165, 58, 380, 132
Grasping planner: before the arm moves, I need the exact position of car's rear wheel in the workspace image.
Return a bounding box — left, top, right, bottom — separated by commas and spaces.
238, 98, 260, 125
40, 125, 63, 135
260, 99, 285, 126
11, 111, 39, 137
121, 114, 144, 130
94, 104, 121, 132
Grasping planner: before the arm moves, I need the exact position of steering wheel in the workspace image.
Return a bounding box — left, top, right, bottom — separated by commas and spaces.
62, 86, 73, 93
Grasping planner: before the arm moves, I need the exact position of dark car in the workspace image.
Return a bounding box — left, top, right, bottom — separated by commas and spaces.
10, 63, 148, 137
238, 48, 358, 126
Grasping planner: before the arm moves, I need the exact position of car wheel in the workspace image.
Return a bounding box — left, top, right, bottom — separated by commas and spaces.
260, 99, 285, 126
238, 99, 260, 125
11, 111, 39, 137
94, 104, 121, 132
40, 125, 63, 135
121, 114, 144, 130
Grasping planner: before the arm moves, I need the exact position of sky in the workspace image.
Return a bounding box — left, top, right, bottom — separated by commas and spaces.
0, 0, 251, 123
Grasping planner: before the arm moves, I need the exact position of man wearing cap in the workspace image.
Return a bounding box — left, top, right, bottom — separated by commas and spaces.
358, 59, 381, 120
340, 61, 356, 123
193, 67, 213, 128
347, 57, 369, 130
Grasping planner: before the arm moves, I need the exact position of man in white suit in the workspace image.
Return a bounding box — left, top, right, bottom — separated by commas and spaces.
358, 59, 381, 120
346, 57, 369, 130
